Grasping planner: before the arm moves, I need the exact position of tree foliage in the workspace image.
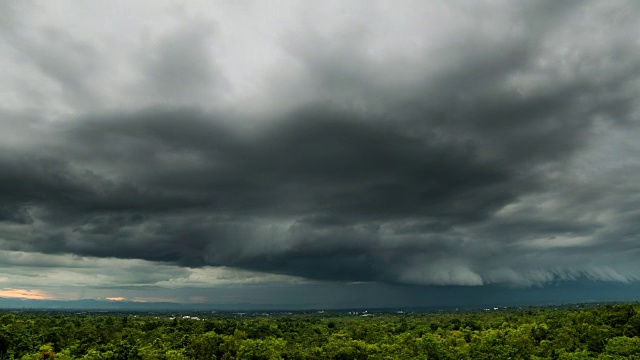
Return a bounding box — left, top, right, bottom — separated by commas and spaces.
0, 303, 639, 359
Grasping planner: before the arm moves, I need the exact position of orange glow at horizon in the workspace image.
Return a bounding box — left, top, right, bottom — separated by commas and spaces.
106, 297, 126, 301
0, 288, 52, 300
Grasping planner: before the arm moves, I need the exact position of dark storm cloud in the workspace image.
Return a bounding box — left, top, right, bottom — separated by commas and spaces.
0, 88, 632, 285
2, 0, 640, 287
0, 106, 514, 257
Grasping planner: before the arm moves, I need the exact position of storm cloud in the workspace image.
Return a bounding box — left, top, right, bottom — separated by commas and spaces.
1, 0, 640, 302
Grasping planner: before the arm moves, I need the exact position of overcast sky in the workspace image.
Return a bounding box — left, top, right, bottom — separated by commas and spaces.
1, 0, 639, 307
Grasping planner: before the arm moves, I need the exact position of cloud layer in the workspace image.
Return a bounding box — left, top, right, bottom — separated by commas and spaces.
1, 0, 640, 298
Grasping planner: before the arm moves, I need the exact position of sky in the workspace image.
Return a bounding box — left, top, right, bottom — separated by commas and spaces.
1, 0, 640, 308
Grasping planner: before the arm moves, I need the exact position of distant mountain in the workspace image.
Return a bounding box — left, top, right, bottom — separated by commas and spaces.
0, 298, 309, 312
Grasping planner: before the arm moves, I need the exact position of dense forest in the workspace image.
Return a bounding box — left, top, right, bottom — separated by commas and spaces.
1, 303, 640, 359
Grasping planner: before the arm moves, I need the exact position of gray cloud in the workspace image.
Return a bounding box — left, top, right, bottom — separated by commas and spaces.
1, 0, 640, 293
133, 20, 226, 106
2, 24, 105, 111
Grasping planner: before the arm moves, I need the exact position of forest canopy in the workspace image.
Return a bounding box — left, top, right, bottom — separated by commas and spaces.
1, 303, 640, 359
